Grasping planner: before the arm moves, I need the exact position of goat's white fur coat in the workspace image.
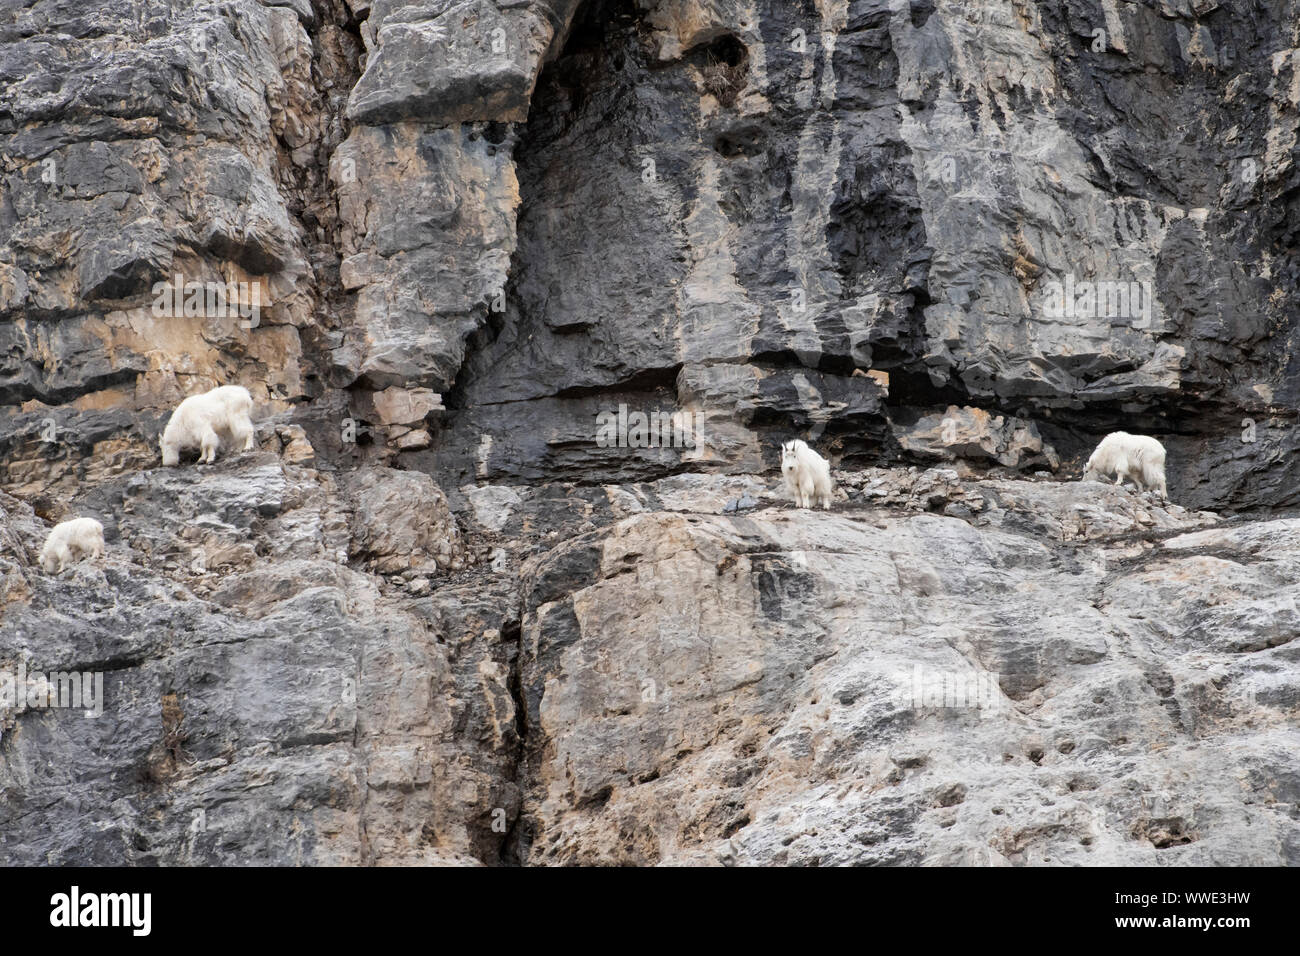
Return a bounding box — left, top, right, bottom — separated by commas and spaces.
781, 439, 834, 509
1083, 431, 1168, 498
39, 517, 105, 574
161, 385, 256, 466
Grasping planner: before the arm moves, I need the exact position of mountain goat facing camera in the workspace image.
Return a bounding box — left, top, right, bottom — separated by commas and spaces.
781, 439, 834, 509
161, 385, 256, 466
1082, 431, 1167, 499
39, 517, 105, 574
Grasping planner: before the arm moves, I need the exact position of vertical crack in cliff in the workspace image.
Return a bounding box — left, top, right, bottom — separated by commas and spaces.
289, 0, 364, 401
501, 615, 528, 865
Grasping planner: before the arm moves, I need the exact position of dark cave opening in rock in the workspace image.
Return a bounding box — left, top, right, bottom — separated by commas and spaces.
433, 0, 966, 484
432, 0, 695, 488
687, 32, 750, 107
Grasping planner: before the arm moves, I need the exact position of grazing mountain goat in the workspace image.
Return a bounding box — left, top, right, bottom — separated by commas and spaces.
161, 385, 256, 466
780, 439, 834, 509
39, 517, 105, 574
1083, 431, 1167, 499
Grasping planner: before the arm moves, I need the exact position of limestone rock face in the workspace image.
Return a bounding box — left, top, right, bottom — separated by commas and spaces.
514, 488, 1296, 865
2, 0, 1299, 866
346, 465, 463, 573
894, 405, 1059, 471
347, 0, 586, 126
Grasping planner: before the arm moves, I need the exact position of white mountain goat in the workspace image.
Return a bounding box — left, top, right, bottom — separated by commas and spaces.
39, 517, 105, 574
780, 439, 834, 509
1082, 431, 1168, 499
161, 385, 256, 466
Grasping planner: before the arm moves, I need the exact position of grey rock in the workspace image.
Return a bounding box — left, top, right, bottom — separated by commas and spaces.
513, 480, 1294, 865
347, 1, 584, 126
2, 0, 1299, 869
894, 405, 1059, 472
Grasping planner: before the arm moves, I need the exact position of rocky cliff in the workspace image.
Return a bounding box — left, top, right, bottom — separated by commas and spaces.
1, 0, 1298, 865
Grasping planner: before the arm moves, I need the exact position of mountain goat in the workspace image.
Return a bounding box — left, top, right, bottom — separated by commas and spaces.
161, 385, 256, 466
39, 517, 105, 574
780, 439, 834, 509
1083, 431, 1167, 499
